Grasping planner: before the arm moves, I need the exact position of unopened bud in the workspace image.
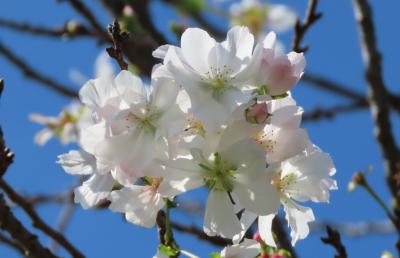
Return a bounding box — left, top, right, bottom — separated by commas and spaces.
260, 253, 269, 258
123, 5, 134, 16
245, 102, 269, 124
352, 172, 366, 186
271, 254, 285, 258
253, 231, 263, 243
66, 20, 80, 34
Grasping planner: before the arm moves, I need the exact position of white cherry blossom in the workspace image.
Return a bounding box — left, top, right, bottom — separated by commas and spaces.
154, 26, 260, 132
258, 147, 337, 246
159, 113, 280, 238
229, 0, 297, 35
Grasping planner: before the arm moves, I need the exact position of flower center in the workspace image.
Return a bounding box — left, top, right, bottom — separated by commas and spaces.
184, 116, 205, 136
253, 130, 276, 153
202, 66, 234, 98
124, 107, 160, 133
198, 152, 237, 192
271, 171, 296, 192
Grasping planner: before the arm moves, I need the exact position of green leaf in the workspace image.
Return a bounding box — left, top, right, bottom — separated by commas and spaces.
159, 245, 179, 256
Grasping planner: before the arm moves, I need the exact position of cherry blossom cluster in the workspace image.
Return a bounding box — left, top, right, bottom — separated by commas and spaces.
57, 26, 337, 256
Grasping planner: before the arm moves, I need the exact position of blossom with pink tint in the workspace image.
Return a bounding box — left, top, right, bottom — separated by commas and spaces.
245, 101, 269, 124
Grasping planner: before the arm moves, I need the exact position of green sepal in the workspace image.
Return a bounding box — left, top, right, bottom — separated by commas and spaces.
271, 92, 289, 99
159, 244, 179, 256
210, 252, 221, 258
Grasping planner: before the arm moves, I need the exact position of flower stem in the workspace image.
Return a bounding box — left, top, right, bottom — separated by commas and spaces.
357, 173, 399, 230
156, 198, 180, 257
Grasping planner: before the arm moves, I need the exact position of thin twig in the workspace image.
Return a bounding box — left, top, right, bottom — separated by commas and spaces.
66, 0, 110, 42
303, 100, 367, 122
0, 232, 25, 256
0, 179, 84, 258
0, 194, 58, 258
302, 73, 400, 114
0, 41, 78, 98
170, 221, 230, 247
0, 18, 94, 39
321, 226, 348, 258
291, 0, 322, 52
311, 219, 395, 237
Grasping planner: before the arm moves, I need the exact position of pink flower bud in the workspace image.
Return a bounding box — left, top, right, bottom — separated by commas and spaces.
245, 102, 269, 124
271, 254, 285, 258
260, 253, 269, 258
253, 231, 264, 243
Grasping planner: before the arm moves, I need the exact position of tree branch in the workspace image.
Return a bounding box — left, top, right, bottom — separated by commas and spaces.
0, 194, 58, 258
170, 221, 230, 247
0, 180, 84, 258
303, 100, 367, 122
0, 41, 78, 98
353, 0, 400, 221
291, 0, 322, 53
66, 0, 110, 42
321, 226, 348, 258
0, 111, 14, 178
106, 20, 129, 71
0, 18, 94, 39
0, 232, 25, 256
302, 73, 400, 115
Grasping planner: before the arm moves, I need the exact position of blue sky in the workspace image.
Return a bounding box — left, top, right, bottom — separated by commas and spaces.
1, 0, 400, 257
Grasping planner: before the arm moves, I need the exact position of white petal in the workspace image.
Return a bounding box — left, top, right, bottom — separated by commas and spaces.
125, 204, 161, 228
221, 239, 260, 258
225, 26, 254, 60
283, 150, 336, 202
30, 113, 57, 125
266, 127, 311, 164
263, 32, 277, 50
114, 70, 147, 105
181, 28, 216, 75
234, 177, 280, 216
159, 159, 204, 192
283, 201, 315, 246
233, 210, 258, 244
152, 44, 173, 59
34, 128, 53, 146
288, 52, 306, 76
108, 186, 146, 212
79, 77, 115, 109
74, 173, 114, 209
79, 122, 107, 154
57, 150, 95, 175
204, 190, 242, 239
258, 214, 277, 247
94, 50, 115, 79
95, 129, 156, 177
150, 76, 179, 112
